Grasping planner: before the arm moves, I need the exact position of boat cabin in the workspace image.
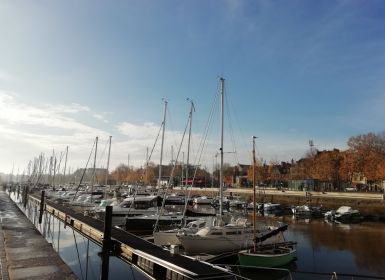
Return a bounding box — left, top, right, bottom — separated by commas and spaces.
117, 195, 162, 209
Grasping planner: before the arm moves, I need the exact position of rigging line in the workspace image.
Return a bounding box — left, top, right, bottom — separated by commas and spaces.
153, 106, 190, 232
72, 229, 85, 280
146, 120, 163, 165
97, 137, 109, 166
181, 84, 220, 221
28, 158, 37, 183
192, 82, 219, 166
34, 154, 46, 187
139, 117, 163, 185
54, 152, 64, 179
165, 102, 180, 156
73, 139, 96, 201
224, 88, 239, 164
231, 97, 249, 163
30, 158, 37, 183
189, 81, 219, 175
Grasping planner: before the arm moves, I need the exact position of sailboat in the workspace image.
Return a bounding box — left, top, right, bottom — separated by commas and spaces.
177, 78, 276, 255
124, 100, 201, 234
238, 137, 297, 268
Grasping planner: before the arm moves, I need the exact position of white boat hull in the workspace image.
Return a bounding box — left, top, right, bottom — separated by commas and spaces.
178, 232, 254, 254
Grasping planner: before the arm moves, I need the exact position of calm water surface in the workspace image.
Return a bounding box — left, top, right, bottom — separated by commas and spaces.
11, 193, 385, 279
253, 214, 385, 279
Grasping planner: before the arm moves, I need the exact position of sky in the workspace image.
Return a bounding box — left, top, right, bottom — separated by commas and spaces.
0, 0, 385, 176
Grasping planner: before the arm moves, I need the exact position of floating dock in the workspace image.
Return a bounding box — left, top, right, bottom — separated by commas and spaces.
24, 192, 234, 280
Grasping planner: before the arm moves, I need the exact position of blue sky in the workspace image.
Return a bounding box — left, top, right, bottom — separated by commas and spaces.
0, 0, 384, 176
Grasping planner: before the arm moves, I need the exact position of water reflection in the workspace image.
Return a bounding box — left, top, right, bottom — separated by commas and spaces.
258, 215, 385, 279
9, 192, 385, 279
10, 193, 149, 280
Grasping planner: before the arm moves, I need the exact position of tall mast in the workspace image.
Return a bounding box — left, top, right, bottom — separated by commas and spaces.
186, 98, 195, 188
252, 136, 257, 249
52, 156, 57, 189
105, 136, 112, 186
91, 136, 98, 201
48, 153, 53, 186
159, 100, 167, 189
10, 163, 14, 185
63, 146, 69, 186
182, 152, 184, 187
219, 77, 225, 217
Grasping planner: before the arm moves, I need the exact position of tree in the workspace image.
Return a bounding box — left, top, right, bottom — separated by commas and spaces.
347, 132, 385, 182
310, 149, 341, 189
347, 132, 385, 153
223, 163, 234, 186
110, 164, 129, 184
338, 150, 356, 183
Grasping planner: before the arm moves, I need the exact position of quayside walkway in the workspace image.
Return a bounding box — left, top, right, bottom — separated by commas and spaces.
0, 190, 78, 280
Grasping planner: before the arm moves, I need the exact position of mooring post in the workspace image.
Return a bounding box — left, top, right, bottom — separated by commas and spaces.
38, 190, 45, 224
101, 205, 112, 280
23, 185, 29, 208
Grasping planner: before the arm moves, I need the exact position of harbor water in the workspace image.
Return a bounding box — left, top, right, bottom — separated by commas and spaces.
10, 192, 150, 280
10, 192, 385, 279
240, 214, 385, 280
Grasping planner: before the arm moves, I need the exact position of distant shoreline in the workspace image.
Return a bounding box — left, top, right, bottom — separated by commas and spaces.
175, 186, 385, 219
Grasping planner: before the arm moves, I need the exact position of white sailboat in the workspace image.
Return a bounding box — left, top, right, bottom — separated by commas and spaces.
177, 77, 275, 255
125, 100, 204, 233
153, 218, 208, 246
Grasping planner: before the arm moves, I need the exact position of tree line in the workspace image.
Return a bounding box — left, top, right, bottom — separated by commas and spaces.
248, 132, 385, 190
103, 132, 385, 190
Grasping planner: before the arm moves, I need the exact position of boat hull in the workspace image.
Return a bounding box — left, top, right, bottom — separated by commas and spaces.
125, 215, 196, 234
178, 233, 254, 254
238, 245, 296, 268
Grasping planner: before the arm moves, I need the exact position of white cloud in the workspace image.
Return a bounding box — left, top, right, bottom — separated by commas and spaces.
48, 103, 90, 114
92, 112, 109, 123
0, 71, 14, 82
0, 91, 111, 173
0, 92, 105, 133
116, 121, 160, 140
0, 91, 350, 175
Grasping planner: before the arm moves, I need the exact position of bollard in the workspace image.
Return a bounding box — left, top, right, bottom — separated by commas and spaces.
38, 190, 45, 224
101, 206, 112, 280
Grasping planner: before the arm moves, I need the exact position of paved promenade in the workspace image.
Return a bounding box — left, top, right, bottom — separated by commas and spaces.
0, 190, 78, 280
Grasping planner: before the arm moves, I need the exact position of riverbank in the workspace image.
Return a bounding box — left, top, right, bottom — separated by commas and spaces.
0, 190, 78, 280
175, 187, 385, 219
